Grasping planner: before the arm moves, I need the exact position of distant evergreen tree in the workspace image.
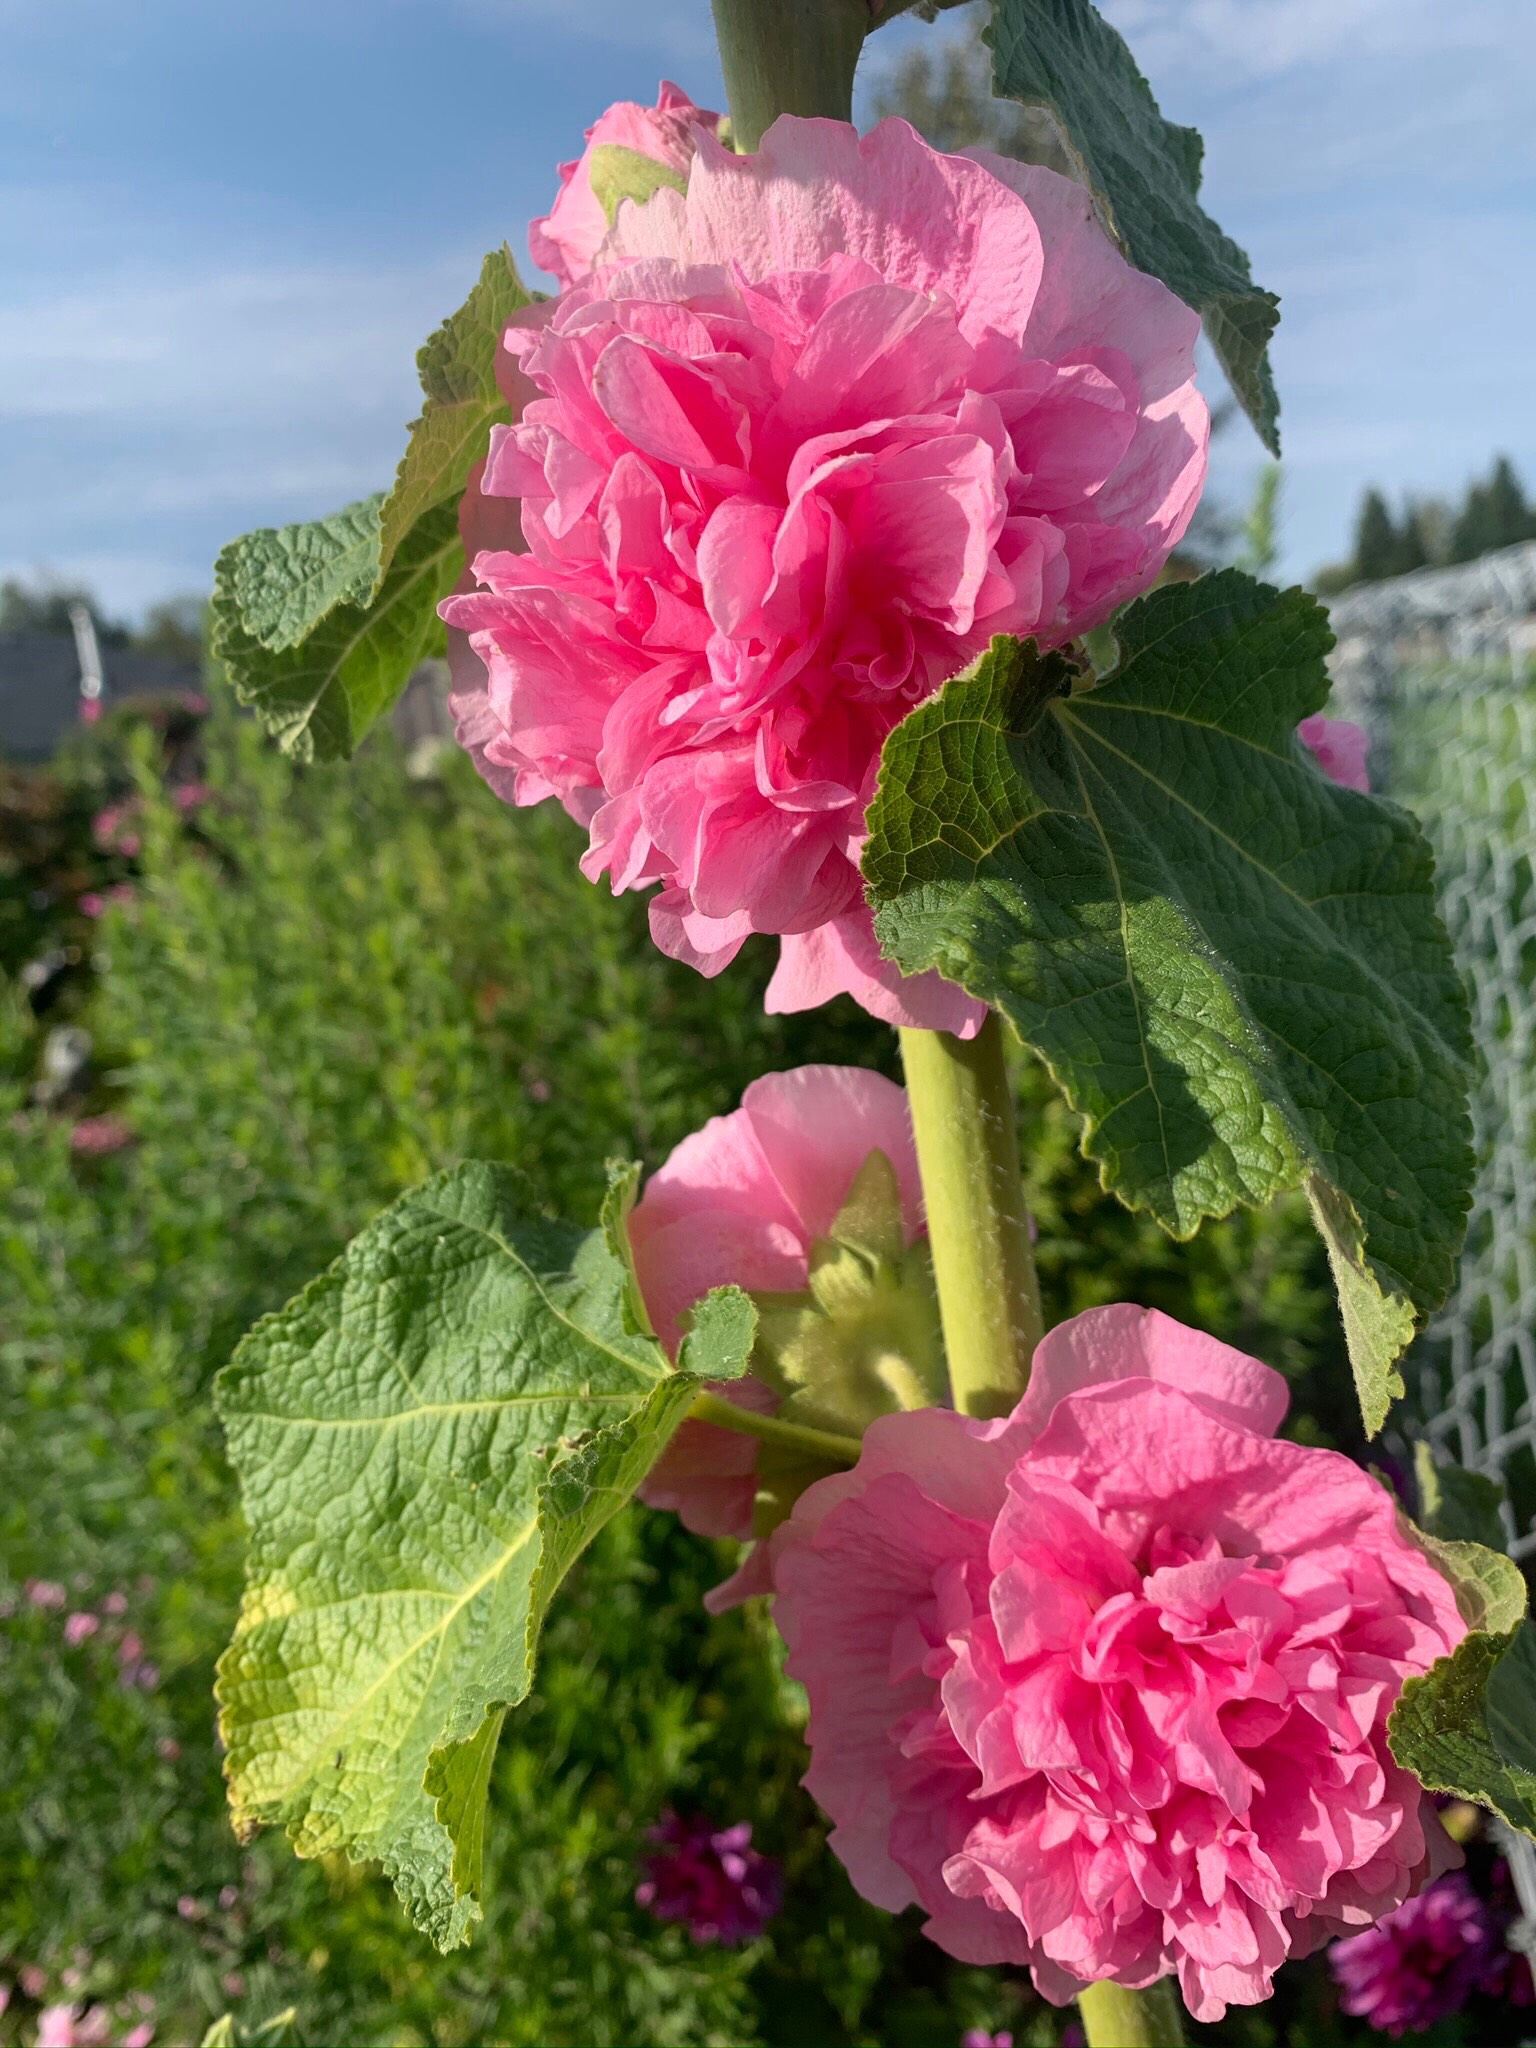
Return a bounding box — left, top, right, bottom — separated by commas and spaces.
1485, 455, 1534, 547
1391, 508, 1430, 577
1448, 455, 1533, 562
867, 18, 1071, 168
1353, 489, 1401, 583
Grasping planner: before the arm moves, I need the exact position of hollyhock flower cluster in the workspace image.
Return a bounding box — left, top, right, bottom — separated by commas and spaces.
444, 113, 1208, 1031
629, 1063, 922, 1563
1329, 1872, 1510, 2034
769, 1305, 1467, 2021
635, 1812, 782, 1945
1299, 713, 1370, 792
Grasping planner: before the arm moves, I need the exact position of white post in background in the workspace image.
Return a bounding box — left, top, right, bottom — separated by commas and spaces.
68, 598, 104, 724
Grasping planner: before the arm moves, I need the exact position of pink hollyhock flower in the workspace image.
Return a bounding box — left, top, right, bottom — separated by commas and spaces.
769, 1305, 1467, 2022
1330, 1871, 1507, 2035
1299, 713, 1370, 792
26, 1579, 67, 1610
63, 1611, 100, 1645
635, 1812, 782, 1945
445, 116, 1207, 1034
529, 82, 724, 290
629, 1064, 922, 1579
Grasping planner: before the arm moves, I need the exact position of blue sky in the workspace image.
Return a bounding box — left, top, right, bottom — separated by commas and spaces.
3, 0, 1532, 620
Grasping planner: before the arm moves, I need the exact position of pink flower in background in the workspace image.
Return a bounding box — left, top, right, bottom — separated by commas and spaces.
69, 1116, 134, 1158
530, 82, 723, 290
91, 801, 142, 856
1299, 713, 1370, 792
172, 781, 212, 814
35, 2007, 111, 2048
629, 1064, 922, 1584
445, 115, 1207, 1033
771, 1305, 1466, 2022
78, 885, 135, 921
635, 1812, 782, 1945
1329, 1872, 1509, 2035
63, 1612, 100, 1646
26, 1579, 67, 1610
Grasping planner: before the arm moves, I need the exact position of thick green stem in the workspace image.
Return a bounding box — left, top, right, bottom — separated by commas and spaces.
1077, 1981, 1185, 2047
709, 0, 869, 150
898, 1016, 1043, 1418
689, 1389, 861, 1466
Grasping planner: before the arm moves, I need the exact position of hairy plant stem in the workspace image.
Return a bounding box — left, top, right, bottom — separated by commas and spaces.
1076, 1979, 1186, 2046
688, 1389, 861, 1466
709, 0, 869, 150
898, 1016, 1043, 1418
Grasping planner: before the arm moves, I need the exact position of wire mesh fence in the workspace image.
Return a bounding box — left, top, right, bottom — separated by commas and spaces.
1327, 540, 1536, 1558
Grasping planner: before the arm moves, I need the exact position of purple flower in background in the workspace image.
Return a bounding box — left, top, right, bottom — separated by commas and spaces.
961, 2032, 1013, 2047
1330, 1873, 1507, 2035
635, 1812, 781, 1946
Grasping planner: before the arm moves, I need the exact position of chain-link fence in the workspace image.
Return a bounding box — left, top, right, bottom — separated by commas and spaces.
1327, 541, 1536, 1558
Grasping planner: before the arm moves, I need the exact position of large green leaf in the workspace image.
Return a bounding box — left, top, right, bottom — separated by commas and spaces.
1413, 1440, 1510, 1555
1388, 1530, 1536, 1839
864, 571, 1474, 1433
213, 495, 385, 655
984, 0, 1281, 452
211, 501, 461, 763
210, 246, 532, 760
379, 245, 532, 577
216, 1163, 745, 1948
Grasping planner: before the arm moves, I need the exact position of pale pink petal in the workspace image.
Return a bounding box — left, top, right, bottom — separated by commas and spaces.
1299, 714, 1371, 793
766, 908, 987, 1038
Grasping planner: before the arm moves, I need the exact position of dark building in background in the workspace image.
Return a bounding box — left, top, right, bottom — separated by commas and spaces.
0, 628, 200, 761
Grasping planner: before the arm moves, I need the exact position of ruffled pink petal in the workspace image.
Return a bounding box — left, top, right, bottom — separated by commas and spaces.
766, 906, 987, 1037
1009, 1304, 1290, 1446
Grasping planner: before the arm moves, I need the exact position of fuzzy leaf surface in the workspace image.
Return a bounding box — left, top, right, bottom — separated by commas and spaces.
1389, 1535, 1536, 1838
1414, 1441, 1510, 1554
211, 501, 460, 763
985, 0, 1281, 450
216, 1163, 740, 1947
864, 572, 1473, 1434
209, 247, 530, 759
214, 495, 385, 654
379, 245, 532, 577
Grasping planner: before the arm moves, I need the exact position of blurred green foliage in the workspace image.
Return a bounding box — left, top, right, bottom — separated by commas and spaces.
0, 698, 1481, 2048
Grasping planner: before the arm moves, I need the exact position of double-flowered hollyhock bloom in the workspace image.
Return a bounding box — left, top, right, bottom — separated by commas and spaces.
1299, 713, 1370, 792
444, 115, 1208, 1032
1330, 1871, 1509, 2034
629, 1064, 923, 1583
529, 82, 724, 290
635, 1811, 782, 1945
769, 1305, 1467, 2021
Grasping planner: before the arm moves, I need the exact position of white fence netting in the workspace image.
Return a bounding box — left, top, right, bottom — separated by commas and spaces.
1327, 540, 1536, 1559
